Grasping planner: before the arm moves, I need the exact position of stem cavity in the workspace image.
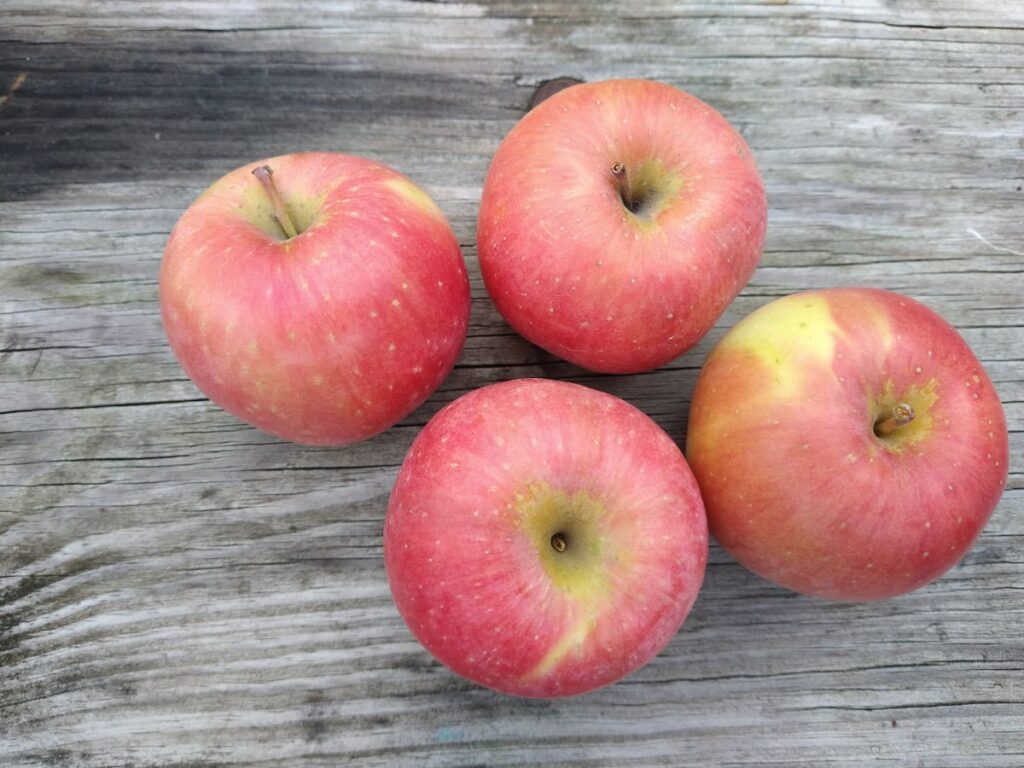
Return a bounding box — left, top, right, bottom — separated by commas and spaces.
611, 161, 635, 212
252, 165, 299, 239
874, 402, 916, 437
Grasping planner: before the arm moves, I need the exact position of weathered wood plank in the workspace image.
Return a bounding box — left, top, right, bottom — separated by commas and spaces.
1, 1, 1023, 766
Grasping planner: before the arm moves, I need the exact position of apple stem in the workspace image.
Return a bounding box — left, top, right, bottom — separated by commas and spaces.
550, 532, 567, 553
252, 165, 299, 239
874, 402, 916, 437
611, 162, 635, 212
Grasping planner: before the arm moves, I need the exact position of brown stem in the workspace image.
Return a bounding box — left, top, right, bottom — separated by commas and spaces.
550, 532, 567, 553
874, 402, 916, 437
611, 162, 634, 212
252, 165, 298, 239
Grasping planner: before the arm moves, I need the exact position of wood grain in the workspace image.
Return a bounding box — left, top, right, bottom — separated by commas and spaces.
1, 1, 1022, 766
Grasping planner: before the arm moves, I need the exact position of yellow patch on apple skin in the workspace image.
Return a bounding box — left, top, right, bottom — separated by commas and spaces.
384, 177, 444, 220
516, 481, 609, 601
718, 293, 839, 397
526, 613, 597, 681
871, 377, 940, 452
513, 481, 614, 681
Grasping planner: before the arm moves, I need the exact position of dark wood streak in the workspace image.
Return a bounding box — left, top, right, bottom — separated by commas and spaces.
0, 40, 518, 202
1, 0, 1023, 766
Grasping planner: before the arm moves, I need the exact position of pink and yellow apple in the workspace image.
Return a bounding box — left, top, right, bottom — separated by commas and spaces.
686, 288, 1009, 601
160, 152, 470, 445
385, 379, 708, 697
477, 78, 767, 374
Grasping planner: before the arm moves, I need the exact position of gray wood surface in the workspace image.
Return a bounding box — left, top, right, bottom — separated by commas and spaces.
2, 1, 1022, 766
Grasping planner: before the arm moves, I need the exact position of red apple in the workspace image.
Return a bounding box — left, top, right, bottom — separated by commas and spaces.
160, 152, 470, 445
686, 288, 1009, 601
477, 78, 767, 374
384, 378, 708, 697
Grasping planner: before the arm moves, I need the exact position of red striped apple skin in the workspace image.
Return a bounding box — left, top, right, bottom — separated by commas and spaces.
160, 152, 469, 445
686, 288, 1009, 601
478, 78, 766, 374
385, 379, 708, 697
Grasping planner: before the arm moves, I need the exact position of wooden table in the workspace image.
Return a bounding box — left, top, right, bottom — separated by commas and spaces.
2, 2, 1022, 765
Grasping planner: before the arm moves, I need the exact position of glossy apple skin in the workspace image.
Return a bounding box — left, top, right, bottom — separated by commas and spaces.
160, 152, 470, 445
478, 79, 766, 374
686, 288, 1009, 601
385, 379, 708, 697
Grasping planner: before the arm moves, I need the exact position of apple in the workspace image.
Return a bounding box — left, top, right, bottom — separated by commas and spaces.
160, 152, 470, 445
384, 378, 708, 697
686, 288, 1009, 601
477, 78, 767, 374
